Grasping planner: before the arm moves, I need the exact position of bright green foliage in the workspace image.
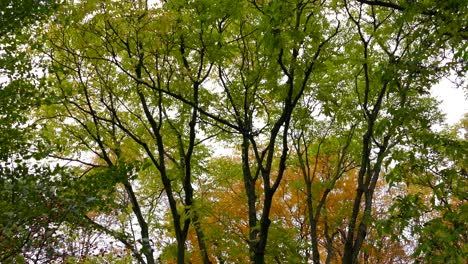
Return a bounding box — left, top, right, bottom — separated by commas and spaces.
0, 0, 59, 159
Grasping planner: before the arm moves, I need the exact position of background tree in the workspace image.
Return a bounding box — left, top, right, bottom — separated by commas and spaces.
0, 0, 71, 262
42, 0, 225, 262
383, 115, 467, 263
339, 1, 464, 262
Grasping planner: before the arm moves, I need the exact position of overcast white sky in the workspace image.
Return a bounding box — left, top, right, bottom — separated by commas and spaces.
431, 78, 467, 125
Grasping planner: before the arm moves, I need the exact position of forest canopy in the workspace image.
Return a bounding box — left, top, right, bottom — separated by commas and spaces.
0, 0, 467, 263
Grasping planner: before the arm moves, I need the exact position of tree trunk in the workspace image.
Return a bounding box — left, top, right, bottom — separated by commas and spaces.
177, 239, 186, 264
241, 136, 259, 262
124, 181, 155, 264
193, 215, 211, 264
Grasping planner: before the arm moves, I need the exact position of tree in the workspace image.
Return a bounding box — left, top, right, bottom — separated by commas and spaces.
43, 0, 223, 262
290, 94, 358, 263
0, 1, 69, 262
209, 1, 341, 261
338, 1, 465, 262
384, 115, 467, 263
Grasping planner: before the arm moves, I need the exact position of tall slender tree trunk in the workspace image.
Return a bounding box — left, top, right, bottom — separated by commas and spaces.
241, 136, 259, 262
176, 238, 186, 264
124, 181, 155, 264
306, 179, 320, 264
254, 191, 273, 264
193, 218, 211, 264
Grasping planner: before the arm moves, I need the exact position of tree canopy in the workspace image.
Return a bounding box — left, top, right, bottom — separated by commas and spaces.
1, 0, 466, 263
